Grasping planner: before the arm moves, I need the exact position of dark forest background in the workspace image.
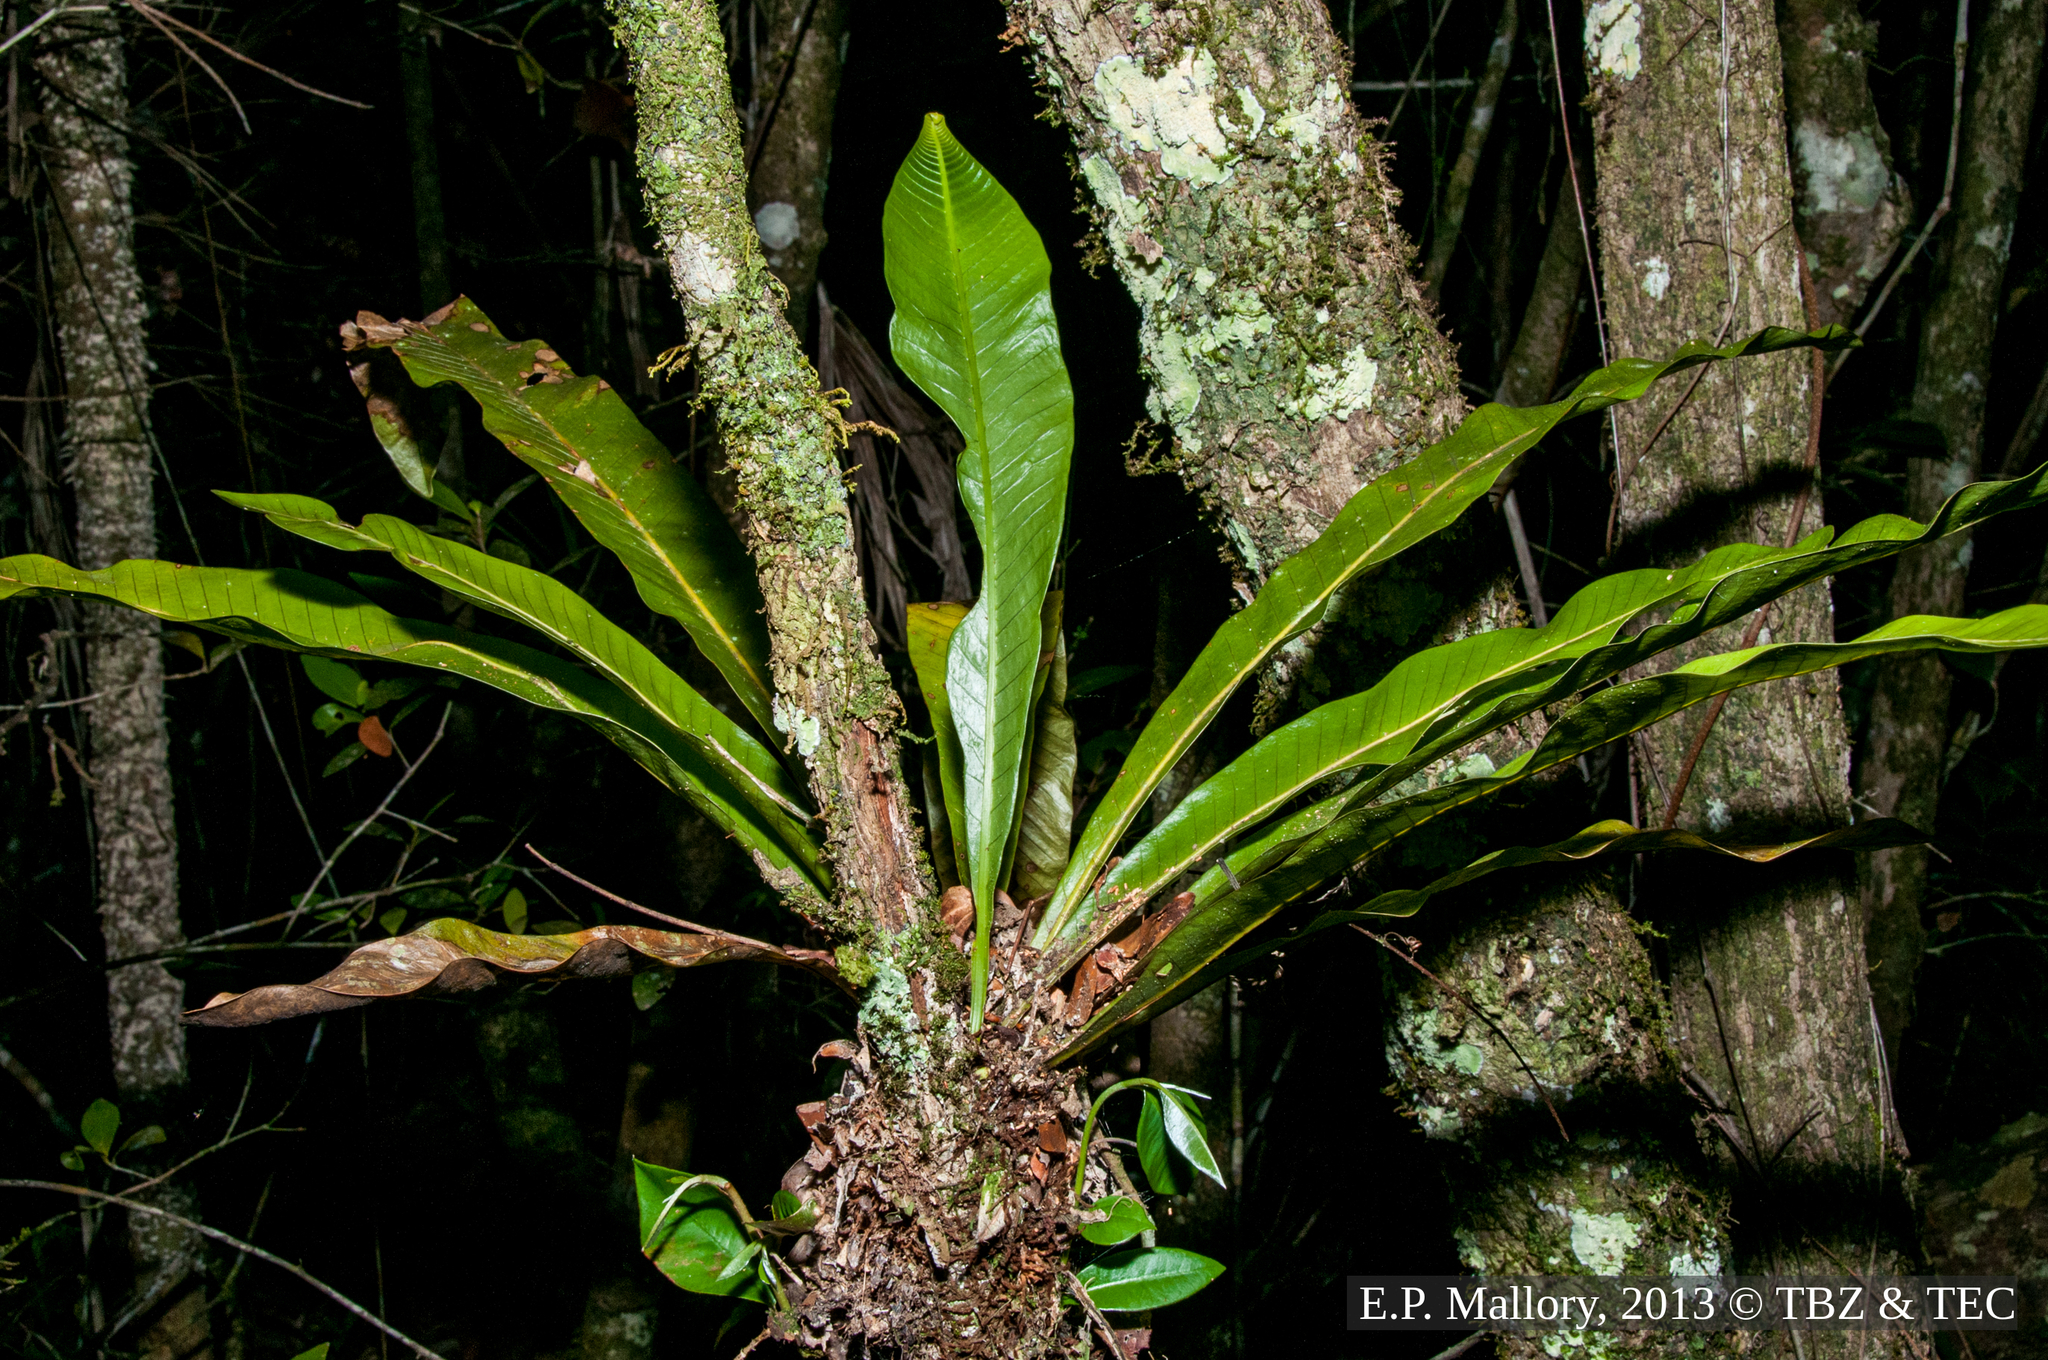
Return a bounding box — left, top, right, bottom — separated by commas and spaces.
2, 0, 2044, 1356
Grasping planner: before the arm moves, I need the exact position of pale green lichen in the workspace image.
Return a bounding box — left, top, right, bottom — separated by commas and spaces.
1563, 1207, 1641, 1275
1584, 0, 1643, 80
856, 946, 922, 1068
1668, 1245, 1723, 1276
1269, 77, 1344, 161
1145, 329, 1204, 437
773, 695, 822, 757
1292, 345, 1380, 423
1093, 48, 1233, 185
1793, 121, 1889, 214
1233, 85, 1266, 141
1637, 256, 1671, 300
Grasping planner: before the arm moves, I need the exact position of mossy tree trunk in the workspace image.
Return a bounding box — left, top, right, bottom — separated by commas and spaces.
36, 10, 211, 1355
610, 5, 1089, 1354
1004, 0, 1466, 592
1857, 0, 2048, 1054
609, 0, 930, 936
1587, 0, 1916, 1344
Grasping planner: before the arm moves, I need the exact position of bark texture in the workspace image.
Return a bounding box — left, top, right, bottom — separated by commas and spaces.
611, 0, 931, 935
1776, 0, 1907, 326
1007, 0, 1467, 589
1857, 0, 2048, 1054
398, 4, 452, 314
37, 9, 206, 1344
1587, 0, 1911, 1322
747, 0, 846, 340
1911, 1110, 2048, 1360
1384, 881, 1731, 1354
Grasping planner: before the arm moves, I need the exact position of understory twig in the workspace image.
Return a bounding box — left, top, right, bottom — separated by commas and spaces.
283, 703, 451, 936
1, 1180, 442, 1358
1063, 1270, 1126, 1357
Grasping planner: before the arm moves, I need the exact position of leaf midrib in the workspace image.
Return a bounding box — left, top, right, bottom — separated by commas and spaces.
417, 333, 773, 713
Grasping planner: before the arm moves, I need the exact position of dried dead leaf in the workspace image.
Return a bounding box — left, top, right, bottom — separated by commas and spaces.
940, 884, 973, 939
184, 918, 841, 1027
357, 714, 393, 757
811, 1039, 859, 1071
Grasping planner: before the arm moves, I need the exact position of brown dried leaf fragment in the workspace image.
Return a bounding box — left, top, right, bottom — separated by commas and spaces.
184, 919, 840, 1027
357, 714, 393, 757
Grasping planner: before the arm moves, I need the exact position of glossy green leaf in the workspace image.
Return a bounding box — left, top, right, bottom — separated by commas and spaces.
1075, 1247, 1225, 1311
1013, 627, 1076, 901
0, 555, 824, 891
57, 1149, 84, 1172
310, 702, 362, 736
886, 113, 1075, 1026
118, 1124, 167, 1155
80, 1099, 118, 1157
353, 299, 777, 738
219, 491, 811, 833
1081, 1194, 1155, 1247
999, 591, 1064, 890
1081, 820, 1930, 1062
1135, 1091, 1183, 1196
906, 601, 972, 888
1079, 459, 2048, 957
633, 1160, 769, 1303
632, 969, 674, 1010
1053, 604, 2048, 1061
288, 1346, 331, 1360
299, 654, 367, 707
501, 887, 529, 934
1155, 1085, 1224, 1189
1039, 326, 1853, 952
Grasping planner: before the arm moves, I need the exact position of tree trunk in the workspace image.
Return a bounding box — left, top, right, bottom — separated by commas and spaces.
398, 5, 463, 483
1776, 0, 1907, 326
1008, 0, 1527, 740
36, 11, 209, 1355
747, 0, 847, 342
612, 6, 1087, 1353
1588, 0, 1914, 1333
398, 5, 451, 315
1005, 0, 1467, 594
1856, 0, 2047, 1056
1421, 0, 1518, 298
611, 0, 929, 933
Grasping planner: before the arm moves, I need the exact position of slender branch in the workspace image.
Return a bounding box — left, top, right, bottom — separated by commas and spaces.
609, 0, 930, 931
523, 842, 756, 943
283, 703, 451, 936
1422, 0, 1517, 295
1827, 0, 1968, 387
1387, 0, 1459, 126
0, 1181, 443, 1358
1062, 1270, 1127, 1357
123, 0, 373, 108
